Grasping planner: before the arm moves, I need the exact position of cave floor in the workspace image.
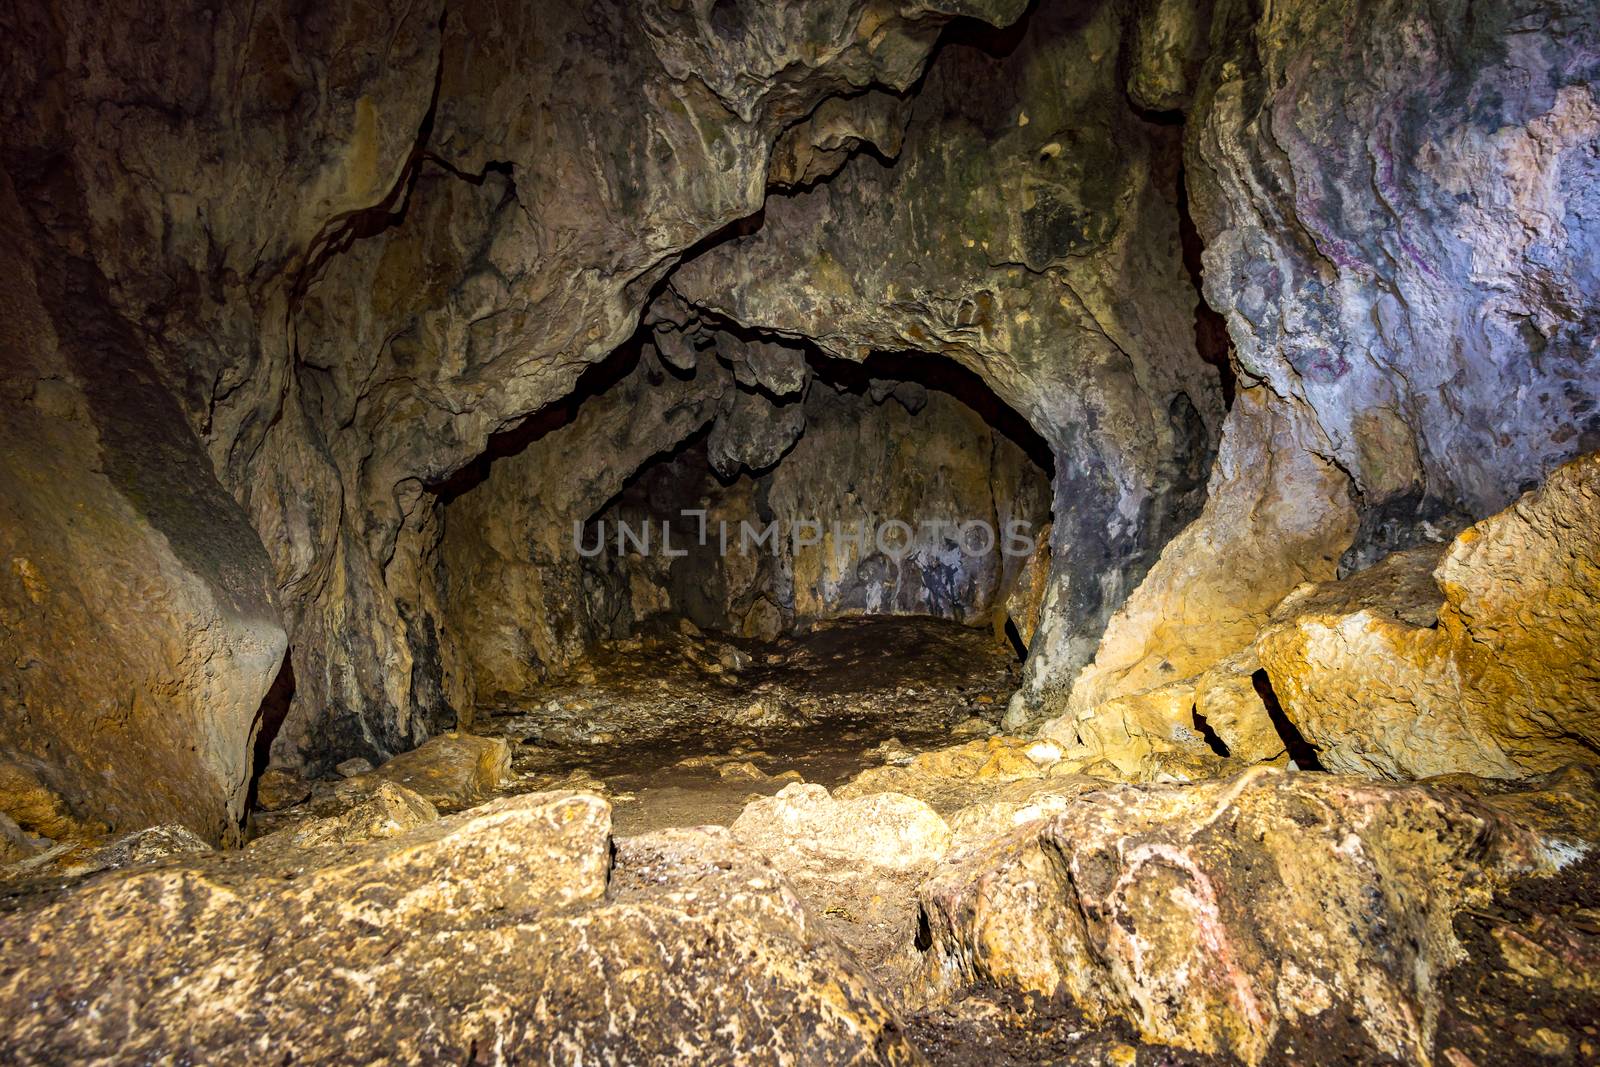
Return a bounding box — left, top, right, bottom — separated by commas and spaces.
476, 615, 1022, 836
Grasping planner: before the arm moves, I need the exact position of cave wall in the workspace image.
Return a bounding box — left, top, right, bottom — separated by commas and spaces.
1056, 0, 1600, 730
443, 356, 1051, 701
440, 344, 732, 702
667, 0, 1227, 721
0, 0, 1033, 782
596, 377, 1052, 638
1, 0, 1595, 834
0, 174, 285, 844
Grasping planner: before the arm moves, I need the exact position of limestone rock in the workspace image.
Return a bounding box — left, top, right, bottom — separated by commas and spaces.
1126, 0, 1212, 112
251, 782, 439, 852
838, 736, 1102, 816
0, 811, 42, 866
0, 791, 914, 1063
1002, 521, 1052, 649
1257, 453, 1600, 779
670, 0, 1226, 708
1058, 390, 1357, 723
335, 758, 375, 779
732, 783, 953, 874
1039, 680, 1215, 779
706, 384, 807, 477
0, 184, 285, 844
913, 767, 1592, 1064
254, 767, 312, 812
1, 0, 1035, 777
347, 732, 510, 810
1192, 649, 1284, 765
1189, 0, 1600, 546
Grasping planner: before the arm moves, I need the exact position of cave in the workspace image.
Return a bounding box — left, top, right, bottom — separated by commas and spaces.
1, 0, 1598, 1063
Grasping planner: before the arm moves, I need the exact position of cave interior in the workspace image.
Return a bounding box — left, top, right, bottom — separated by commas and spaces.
0, 0, 1598, 1063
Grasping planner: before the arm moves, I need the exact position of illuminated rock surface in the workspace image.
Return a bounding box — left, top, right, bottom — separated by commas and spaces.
0, 0, 1597, 1061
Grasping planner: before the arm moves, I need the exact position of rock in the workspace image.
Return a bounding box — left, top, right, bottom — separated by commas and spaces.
1192, 649, 1285, 765
741, 597, 785, 642
335, 757, 375, 779
0, 753, 88, 842
706, 384, 807, 477
254, 767, 312, 811
1002, 522, 1052, 650
1056, 391, 1358, 727
1037, 680, 1235, 781
670, 0, 1229, 719
840, 736, 1087, 815
1256, 453, 1600, 779
1190, 0, 1600, 543
731, 699, 790, 728
251, 782, 439, 852
0, 792, 914, 1063
54, 824, 214, 879
731, 782, 958, 990
350, 733, 511, 810
0, 188, 285, 843
870, 737, 917, 766
913, 767, 1594, 1064
0, 811, 41, 866
732, 783, 953, 874
941, 782, 1097, 853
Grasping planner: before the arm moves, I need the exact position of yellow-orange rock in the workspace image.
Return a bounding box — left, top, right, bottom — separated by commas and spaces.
913, 766, 1598, 1064
343, 732, 511, 811
1257, 452, 1600, 779
1060, 391, 1357, 718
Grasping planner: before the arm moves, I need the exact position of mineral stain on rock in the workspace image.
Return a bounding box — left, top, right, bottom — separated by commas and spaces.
1, 0, 1598, 1062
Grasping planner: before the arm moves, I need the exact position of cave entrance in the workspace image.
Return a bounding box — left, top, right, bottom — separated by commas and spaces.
438, 331, 1054, 833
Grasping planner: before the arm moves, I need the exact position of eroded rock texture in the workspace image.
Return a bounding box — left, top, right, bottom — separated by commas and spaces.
913, 766, 1599, 1064
0, 791, 915, 1063
1193, 0, 1600, 523
671, 0, 1226, 711
0, 0, 1049, 791
0, 177, 285, 845
1258, 452, 1600, 779
442, 344, 1050, 697
1047, 0, 1600, 739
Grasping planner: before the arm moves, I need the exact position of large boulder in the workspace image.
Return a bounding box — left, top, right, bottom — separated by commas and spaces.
0, 791, 915, 1063
343, 732, 511, 810
1257, 452, 1600, 779
912, 766, 1598, 1064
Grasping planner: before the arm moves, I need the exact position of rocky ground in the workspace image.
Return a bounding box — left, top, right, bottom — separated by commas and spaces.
3, 614, 1596, 1064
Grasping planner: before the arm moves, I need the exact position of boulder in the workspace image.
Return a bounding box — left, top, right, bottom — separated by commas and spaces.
732, 783, 953, 874
839, 736, 1097, 815
250, 782, 438, 852
254, 767, 313, 812
1257, 453, 1600, 779
345, 732, 511, 810
1192, 649, 1285, 765
0, 791, 914, 1063
913, 766, 1597, 1064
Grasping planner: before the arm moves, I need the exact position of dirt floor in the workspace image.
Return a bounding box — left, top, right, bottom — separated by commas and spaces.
476, 615, 1021, 835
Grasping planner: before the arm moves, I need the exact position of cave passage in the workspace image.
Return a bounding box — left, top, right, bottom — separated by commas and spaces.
5, 0, 1599, 1060
407, 335, 1056, 836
